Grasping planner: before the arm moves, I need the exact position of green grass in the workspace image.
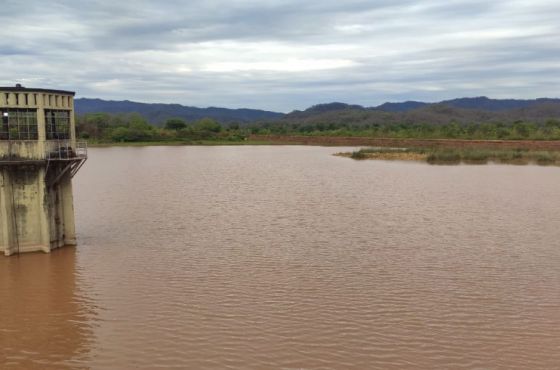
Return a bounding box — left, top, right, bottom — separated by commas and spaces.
350, 147, 413, 159
350, 150, 367, 159
427, 148, 560, 165
532, 151, 558, 165
87, 138, 286, 147
427, 150, 461, 164
347, 147, 560, 166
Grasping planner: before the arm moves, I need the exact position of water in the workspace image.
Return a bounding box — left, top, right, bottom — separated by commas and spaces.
2, 145, 560, 369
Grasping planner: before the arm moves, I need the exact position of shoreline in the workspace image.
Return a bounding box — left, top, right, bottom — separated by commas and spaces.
87, 135, 560, 151
248, 135, 560, 150
87, 140, 280, 147
335, 147, 560, 166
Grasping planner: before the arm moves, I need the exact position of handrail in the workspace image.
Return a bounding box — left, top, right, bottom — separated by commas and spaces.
46, 140, 88, 160
75, 141, 87, 158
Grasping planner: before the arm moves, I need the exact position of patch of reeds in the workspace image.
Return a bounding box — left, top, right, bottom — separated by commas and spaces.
427, 150, 461, 164
342, 147, 560, 166
344, 147, 429, 161
350, 150, 367, 159
531, 151, 559, 165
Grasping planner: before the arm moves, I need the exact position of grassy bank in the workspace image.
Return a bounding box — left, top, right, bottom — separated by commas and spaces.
87, 138, 285, 147
249, 135, 560, 150
337, 147, 560, 165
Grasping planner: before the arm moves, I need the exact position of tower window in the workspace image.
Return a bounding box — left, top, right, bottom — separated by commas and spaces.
0, 109, 39, 140
45, 110, 70, 140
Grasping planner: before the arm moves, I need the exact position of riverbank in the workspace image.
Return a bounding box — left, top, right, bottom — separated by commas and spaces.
249, 135, 560, 150
87, 135, 560, 151
87, 139, 280, 147
336, 147, 560, 165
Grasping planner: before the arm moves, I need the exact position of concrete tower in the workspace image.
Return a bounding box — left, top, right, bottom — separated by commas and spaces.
0, 85, 87, 256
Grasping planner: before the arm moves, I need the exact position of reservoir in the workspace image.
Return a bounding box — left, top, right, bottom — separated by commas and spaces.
1, 145, 560, 369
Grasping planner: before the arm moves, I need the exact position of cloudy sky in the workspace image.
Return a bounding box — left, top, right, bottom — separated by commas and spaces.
1, 0, 559, 112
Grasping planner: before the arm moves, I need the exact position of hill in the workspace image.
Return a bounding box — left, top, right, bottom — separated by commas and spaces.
75, 98, 284, 125
274, 100, 560, 129
75, 96, 560, 128
374, 97, 560, 112
375, 101, 428, 112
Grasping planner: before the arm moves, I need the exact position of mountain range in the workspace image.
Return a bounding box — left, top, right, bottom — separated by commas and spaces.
75, 96, 560, 125
75, 98, 283, 124
296, 97, 560, 114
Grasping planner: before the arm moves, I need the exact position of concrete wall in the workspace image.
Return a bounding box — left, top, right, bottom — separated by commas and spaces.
47, 172, 77, 250
0, 141, 45, 160
0, 90, 73, 110
0, 165, 76, 256
0, 166, 49, 255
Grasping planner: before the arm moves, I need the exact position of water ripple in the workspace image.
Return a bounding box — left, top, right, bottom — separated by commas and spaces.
2, 146, 560, 369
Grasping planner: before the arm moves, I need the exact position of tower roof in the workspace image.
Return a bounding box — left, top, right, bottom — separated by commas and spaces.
0, 84, 75, 96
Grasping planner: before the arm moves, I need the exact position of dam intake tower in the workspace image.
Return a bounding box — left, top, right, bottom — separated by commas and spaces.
0, 85, 86, 256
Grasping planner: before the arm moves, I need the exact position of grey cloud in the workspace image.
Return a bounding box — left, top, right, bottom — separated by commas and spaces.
1, 0, 559, 111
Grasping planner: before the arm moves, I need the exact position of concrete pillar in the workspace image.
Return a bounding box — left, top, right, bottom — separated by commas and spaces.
60, 175, 77, 246
8, 93, 16, 106
2, 167, 52, 254
70, 100, 76, 145
37, 102, 46, 158
0, 171, 16, 256
38, 167, 51, 252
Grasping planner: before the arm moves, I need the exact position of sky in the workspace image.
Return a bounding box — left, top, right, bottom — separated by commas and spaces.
1, 0, 559, 112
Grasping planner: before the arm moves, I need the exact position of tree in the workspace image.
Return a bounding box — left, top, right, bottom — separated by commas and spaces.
193, 118, 222, 133
228, 122, 240, 130
164, 118, 187, 131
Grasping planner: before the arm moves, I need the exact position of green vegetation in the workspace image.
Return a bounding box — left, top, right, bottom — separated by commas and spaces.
343, 147, 428, 161
342, 147, 560, 165
76, 110, 560, 145
164, 118, 187, 131
77, 113, 248, 144
248, 110, 560, 140
426, 148, 560, 165
247, 119, 560, 140
350, 150, 367, 159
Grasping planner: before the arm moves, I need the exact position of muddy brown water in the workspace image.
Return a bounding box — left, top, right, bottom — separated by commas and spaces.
1, 146, 560, 369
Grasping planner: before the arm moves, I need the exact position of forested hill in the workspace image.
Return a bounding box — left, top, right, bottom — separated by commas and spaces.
75, 96, 560, 142
278, 100, 560, 127
291, 97, 560, 115
74, 98, 284, 125
374, 97, 560, 112
75, 96, 560, 126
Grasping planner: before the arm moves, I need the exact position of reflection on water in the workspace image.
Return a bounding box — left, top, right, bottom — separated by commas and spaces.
0, 248, 96, 369
3, 145, 560, 369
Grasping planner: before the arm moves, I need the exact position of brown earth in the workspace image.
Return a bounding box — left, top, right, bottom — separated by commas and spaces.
249, 135, 560, 150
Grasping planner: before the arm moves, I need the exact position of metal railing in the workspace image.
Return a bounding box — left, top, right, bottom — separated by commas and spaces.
46, 140, 88, 160
75, 141, 87, 158
45, 140, 88, 184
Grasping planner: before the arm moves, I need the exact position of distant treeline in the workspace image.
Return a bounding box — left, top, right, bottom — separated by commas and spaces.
76, 113, 246, 142
76, 111, 560, 142
247, 119, 560, 140
253, 103, 560, 140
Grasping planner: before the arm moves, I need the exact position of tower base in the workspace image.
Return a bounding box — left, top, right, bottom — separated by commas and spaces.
0, 163, 77, 256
